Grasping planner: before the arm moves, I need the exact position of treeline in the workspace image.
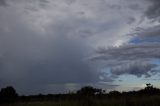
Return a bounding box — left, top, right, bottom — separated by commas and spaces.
0, 84, 160, 104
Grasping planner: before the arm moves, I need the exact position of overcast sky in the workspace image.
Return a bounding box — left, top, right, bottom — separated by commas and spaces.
0, 0, 160, 95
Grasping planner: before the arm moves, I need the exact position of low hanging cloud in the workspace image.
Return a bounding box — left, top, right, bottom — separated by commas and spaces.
91, 43, 160, 77
111, 62, 157, 78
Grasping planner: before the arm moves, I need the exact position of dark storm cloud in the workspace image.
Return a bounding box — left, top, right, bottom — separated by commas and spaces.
91, 43, 160, 77
0, 23, 102, 94
93, 43, 160, 61
0, 0, 7, 6
111, 62, 157, 78
145, 0, 160, 21
135, 25, 160, 38
127, 17, 136, 25
0, 0, 116, 94
1, 0, 160, 94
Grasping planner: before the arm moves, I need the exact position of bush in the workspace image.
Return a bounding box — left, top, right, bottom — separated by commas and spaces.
0, 86, 18, 103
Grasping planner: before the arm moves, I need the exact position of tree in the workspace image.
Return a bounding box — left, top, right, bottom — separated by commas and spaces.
108, 91, 121, 96
0, 86, 18, 98
137, 83, 160, 95
145, 83, 153, 90
77, 86, 104, 95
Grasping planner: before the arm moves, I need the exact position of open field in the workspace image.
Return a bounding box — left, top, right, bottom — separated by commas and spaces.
1, 95, 160, 106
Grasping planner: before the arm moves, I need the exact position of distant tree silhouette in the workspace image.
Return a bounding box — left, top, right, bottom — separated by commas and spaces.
108, 91, 121, 96
0, 86, 18, 103
145, 83, 153, 90
137, 83, 160, 95
0, 86, 18, 98
77, 86, 104, 95
0, 84, 160, 104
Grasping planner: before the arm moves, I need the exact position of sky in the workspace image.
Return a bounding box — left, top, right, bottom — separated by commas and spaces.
0, 0, 160, 95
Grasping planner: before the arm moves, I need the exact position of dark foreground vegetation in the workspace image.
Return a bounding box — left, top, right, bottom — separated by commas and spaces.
1, 84, 160, 106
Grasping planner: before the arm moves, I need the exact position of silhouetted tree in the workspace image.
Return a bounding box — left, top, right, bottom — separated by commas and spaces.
145, 83, 153, 90
137, 83, 160, 95
77, 86, 104, 95
108, 91, 121, 96
0, 86, 18, 103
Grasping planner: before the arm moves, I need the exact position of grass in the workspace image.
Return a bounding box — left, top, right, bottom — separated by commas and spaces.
1, 95, 160, 106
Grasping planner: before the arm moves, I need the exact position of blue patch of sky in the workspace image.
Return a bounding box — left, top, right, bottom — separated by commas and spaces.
130, 36, 160, 44
151, 59, 160, 65
150, 59, 160, 74
100, 68, 112, 75
130, 37, 143, 44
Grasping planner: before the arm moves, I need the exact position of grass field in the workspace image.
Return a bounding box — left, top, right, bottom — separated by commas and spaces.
1, 95, 160, 106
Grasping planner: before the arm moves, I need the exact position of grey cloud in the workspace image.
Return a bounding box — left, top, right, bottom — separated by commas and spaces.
128, 4, 141, 10
111, 62, 157, 78
131, 25, 160, 43
108, 4, 121, 10
0, 0, 116, 94
0, 0, 7, 6
135, 25, 160, 38
65, 0, 76, 5
0, 24, 103, 94
39, 0, 49, 3
145, 0, 160, 21
127, 17, 136, 24
0, 0, 159, 94
91, 43, 160, 77
93, 43, 160, 61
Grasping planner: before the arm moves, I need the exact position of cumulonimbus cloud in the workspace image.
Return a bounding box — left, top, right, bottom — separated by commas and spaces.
0, 0, 160, 94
